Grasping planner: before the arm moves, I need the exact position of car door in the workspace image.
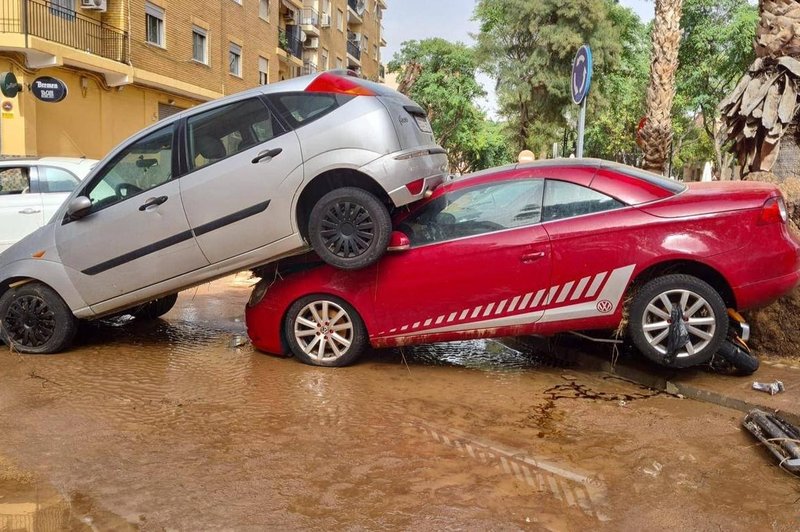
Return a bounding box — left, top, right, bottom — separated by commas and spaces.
178, 96, 304, 264
0, 165, 44, 252
373, 178, 551, 340
34, 165, 81, 223
56, 124, 209, 306
539, 179, 638, 326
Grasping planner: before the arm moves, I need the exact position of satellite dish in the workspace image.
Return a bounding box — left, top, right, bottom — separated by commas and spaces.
300, 30, 308, 42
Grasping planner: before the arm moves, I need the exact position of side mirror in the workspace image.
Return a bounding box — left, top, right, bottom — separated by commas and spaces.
387, 231, 410, 252
66, 196, 92, 220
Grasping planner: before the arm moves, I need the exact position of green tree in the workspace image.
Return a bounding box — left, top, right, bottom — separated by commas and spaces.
387, 39, 509, 173
676, 0, 757, 176
474, 0, 624, 155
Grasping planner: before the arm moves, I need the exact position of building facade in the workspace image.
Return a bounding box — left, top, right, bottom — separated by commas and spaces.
0, 0, 386, 158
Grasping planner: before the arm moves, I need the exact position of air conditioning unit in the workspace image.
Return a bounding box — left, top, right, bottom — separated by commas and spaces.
80, 0, 106, 11
304, 37, 320, 49
320, 14, 331, 27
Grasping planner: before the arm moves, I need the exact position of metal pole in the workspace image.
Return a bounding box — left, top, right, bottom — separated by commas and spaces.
576, 97, 586, 158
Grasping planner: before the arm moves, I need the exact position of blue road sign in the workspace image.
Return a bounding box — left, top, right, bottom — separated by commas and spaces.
571, 45, 593, 105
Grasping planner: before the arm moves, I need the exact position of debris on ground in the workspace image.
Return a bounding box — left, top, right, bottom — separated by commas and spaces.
752, 380, 785, 395
742, 409, 800, 474
227, 335, 249, 348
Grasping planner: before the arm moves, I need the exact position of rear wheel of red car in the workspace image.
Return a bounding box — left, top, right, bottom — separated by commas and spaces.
308, 187, 391, 270
629, 274, 728, 368
0, 282, 77, 354
284, 295, 367, 367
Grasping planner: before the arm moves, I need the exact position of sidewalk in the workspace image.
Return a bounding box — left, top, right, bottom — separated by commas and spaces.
504, 335, 800, 425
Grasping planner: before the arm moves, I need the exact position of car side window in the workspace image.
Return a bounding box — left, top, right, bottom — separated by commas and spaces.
399, 180, 544, 247
268, 92, 350, 129
84, 125, 173, 212
0, 167, 30, 195
186, 98, 283, 171
542, 180, 624, 222
37, 166, 80, 193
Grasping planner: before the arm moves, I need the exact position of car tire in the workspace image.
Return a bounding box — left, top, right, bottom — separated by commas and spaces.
308, 187, 392, 270
713, 339, 760, 376
629, 274, 728, 368
284, 294, 367, 367
0, 282, 78, 354
133, 293, 179, 320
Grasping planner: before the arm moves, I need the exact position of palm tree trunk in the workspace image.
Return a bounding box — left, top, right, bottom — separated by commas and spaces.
640, 0, 684, 174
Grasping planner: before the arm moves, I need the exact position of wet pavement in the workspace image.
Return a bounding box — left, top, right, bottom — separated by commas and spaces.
0, 275, 799, 530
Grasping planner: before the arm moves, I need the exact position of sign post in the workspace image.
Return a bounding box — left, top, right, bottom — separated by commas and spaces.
571, 45, 593, 158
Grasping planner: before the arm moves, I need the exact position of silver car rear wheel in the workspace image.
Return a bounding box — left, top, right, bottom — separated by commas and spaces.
285, 295, 367, 367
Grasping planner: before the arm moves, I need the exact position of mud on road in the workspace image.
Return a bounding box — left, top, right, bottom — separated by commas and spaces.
0, 276, 798, 530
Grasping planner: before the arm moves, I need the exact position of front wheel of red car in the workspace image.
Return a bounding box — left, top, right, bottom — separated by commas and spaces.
628, 274, 728, 369
284, 295, 367, 367
308, 187, 392, 270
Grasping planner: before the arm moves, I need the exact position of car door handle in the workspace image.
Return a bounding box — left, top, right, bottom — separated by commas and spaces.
521, 251, 546, 263
18, 208, 42, 214
139, 195, 168, 211
251, 147, 283, 164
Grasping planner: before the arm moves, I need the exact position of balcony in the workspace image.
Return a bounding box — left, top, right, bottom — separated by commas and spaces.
347, 0, 363, 26
346, 39, 360, 67
379, 64, 384, 82
0, 0, 129, 63
278, 26, 302, 61
299, 7, 319, 36
302, 61, 317, 76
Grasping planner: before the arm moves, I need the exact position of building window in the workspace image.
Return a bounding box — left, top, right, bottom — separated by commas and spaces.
335, 56, 343, 69
229, 43, 242, 77
373, 44, 378, 60
192, 27, 208, 64
322, 0, 330, 16
259, 56, 269, 84
50, 0, 75, 20
145, 3, 165, 47
337, 8, 344, 32
321, 48, 329, 70
232, 0, 242, 4
259, 0, 269, 21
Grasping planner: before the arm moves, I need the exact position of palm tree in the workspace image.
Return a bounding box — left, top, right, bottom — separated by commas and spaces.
720, 0, 800, 179
640, 0, 684, 174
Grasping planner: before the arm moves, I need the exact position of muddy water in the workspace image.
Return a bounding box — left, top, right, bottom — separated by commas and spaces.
0, 276, 798, 530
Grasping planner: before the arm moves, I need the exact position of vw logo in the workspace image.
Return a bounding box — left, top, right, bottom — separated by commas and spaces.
596, 300, 613, 313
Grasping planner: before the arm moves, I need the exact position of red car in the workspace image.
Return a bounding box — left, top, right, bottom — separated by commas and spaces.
245, 159, 800, 368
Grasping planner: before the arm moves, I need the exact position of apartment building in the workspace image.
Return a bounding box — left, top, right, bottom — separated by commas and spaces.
0, 0, 387, 158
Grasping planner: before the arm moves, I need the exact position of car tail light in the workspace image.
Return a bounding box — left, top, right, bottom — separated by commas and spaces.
759, 196, 788, 225
405, 178, 425, 196
305, 72, 375, 96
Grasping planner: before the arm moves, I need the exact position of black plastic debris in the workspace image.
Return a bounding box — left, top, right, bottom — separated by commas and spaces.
664, 304, 690, 365
711, 338, 760, 376
743, 409, 800, 474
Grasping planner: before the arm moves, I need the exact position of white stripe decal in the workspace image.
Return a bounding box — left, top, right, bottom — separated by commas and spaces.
459, 309, 469, 320
389, 328, 397, 333
401, 325, 408, 331
585, 272, 608, 298
508, 296, 521, 312
520, 293, 533, 309
540, 265, 635, 324
413, 322, 420, 329
471, 306, 483, 318
531, 289, 545, 308
495, 299, 508, 315
545, 286, 560, 305
447, 312, 457, 323
386, 309, 546, 338
424, 319, 432, 326
483, 303, 495, 316
556, 282, 574, 304
435, 315, 445, 325
571, 276, 591, 301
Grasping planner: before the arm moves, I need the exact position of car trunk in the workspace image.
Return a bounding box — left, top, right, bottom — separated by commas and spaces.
376, 94, 436, 151
638, 181, 780, 218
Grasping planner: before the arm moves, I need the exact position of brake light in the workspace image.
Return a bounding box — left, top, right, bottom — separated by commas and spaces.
759, 196, 788, 225
306, 72, 375, 96
405, 178, 425, 196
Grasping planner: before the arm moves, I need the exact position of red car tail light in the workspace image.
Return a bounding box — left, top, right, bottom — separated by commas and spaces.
759, 196, 788, 225
305, 72, 375, 96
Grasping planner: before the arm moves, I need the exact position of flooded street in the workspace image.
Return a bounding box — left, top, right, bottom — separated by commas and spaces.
0, 276, 798, 530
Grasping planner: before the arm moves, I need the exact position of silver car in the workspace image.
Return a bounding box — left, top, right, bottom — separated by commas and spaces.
0, 72, 448, 353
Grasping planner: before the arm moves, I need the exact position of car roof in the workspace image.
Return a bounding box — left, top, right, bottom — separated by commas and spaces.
0, 156, 97, 167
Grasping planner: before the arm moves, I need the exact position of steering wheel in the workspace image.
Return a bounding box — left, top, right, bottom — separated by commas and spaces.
115, 183, 143, 198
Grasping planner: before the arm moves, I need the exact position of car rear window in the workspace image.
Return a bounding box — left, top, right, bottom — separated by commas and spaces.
268, 92, 353, 129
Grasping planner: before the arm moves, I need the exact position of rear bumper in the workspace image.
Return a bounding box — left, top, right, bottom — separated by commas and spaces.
735, 269, 800, 311
363, 147, 449, 207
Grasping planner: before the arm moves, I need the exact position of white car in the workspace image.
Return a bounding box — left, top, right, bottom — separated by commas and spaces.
0, 157, 97, 253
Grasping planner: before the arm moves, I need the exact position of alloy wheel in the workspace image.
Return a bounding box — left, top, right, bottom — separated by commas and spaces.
641, 289, 716, 358
293, 300, 354, 362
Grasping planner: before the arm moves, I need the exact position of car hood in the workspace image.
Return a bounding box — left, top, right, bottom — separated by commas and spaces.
0, 223, 59, 268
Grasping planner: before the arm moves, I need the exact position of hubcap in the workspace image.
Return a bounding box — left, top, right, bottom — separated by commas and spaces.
320, 201, 374, 258
641, 289, 716, 358
294, 300, 354, 362
4, 295, 56, 348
